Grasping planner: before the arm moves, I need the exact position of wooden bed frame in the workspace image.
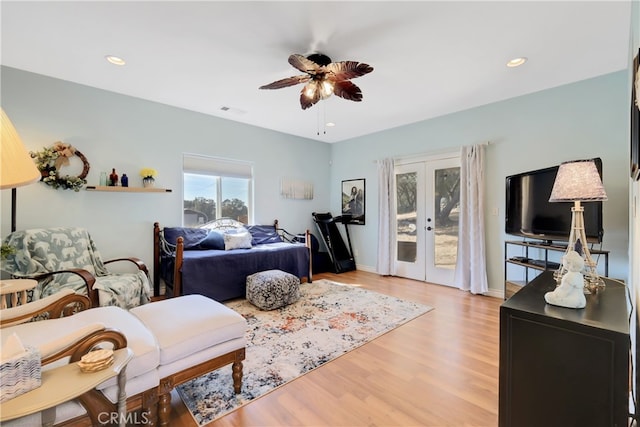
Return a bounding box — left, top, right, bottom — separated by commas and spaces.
153, 219, 312, 297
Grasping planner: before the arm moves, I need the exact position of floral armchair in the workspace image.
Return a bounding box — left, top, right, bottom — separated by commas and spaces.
1, 227, 151, 309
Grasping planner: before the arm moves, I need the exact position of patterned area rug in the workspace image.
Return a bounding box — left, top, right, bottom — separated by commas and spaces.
177, 279, 433, 425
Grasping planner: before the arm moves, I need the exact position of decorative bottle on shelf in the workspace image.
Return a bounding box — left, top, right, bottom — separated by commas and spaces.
121, 174, 128, 187
99, 172, 107, 186
109, 168, 118, 186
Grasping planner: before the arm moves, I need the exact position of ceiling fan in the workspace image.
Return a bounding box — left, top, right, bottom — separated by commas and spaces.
259, 53, 374, 110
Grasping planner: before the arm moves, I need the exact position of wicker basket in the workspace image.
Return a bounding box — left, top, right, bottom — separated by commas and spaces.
0, 346, 41, 402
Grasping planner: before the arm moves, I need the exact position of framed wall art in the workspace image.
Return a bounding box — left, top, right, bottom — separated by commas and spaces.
632, 48, 640, 181
341, 178, 365, 225
280, 177, 314, 200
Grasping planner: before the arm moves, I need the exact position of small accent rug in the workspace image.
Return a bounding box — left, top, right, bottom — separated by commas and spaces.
177, 279, 433, 425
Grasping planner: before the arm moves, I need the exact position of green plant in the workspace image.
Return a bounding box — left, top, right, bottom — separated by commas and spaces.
1, 243, 15, 260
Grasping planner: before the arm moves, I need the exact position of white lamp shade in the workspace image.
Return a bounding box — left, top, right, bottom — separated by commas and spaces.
548, 159, 608, 202
1, 109, 40, 189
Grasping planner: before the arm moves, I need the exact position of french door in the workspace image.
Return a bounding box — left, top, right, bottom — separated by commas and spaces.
394, 155, 460, 286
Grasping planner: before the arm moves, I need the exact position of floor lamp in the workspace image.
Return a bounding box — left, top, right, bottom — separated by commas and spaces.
1, 109, 40, 232
548, 158, 608, 294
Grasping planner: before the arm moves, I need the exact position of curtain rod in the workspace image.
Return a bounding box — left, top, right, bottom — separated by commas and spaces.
373, 141, 493, 163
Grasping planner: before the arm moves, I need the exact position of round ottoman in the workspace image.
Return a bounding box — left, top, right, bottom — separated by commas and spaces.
246, 269, 300, 310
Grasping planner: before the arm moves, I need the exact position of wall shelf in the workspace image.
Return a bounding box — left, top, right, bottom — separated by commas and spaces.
86, 186, 172, 193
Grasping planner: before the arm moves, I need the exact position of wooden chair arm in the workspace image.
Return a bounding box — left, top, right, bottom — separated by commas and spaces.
42, 327, 128, 365
14, 269, 99, 308
0, 291, 92, 328
104, 257, 150, 275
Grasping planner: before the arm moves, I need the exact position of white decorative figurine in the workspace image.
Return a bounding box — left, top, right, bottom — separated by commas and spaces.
544, 250, 586, 309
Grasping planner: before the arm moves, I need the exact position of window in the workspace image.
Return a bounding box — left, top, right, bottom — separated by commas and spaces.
183, 154, 253, 227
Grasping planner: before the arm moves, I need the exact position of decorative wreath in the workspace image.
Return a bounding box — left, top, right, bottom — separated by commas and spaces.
30, 142, 90, 192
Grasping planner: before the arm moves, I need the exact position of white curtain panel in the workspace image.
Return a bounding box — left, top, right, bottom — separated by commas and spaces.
454, 145, 489, 294
376, 158, 395, 275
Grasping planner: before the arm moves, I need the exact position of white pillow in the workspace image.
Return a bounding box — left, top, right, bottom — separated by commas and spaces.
224, 231, 253, 250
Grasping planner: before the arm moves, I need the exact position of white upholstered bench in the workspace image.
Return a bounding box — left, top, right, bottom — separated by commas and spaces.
130, 295, 246, 425
0, 291, 246, 427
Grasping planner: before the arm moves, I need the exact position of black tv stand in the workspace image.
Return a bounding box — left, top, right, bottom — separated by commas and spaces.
504, 240, 609, 299
499, 271, 629, 427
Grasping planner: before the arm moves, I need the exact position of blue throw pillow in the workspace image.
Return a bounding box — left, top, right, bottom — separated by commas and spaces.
246, 225, 283, 245
163, 227, 208, 249
197, 230, 225, 250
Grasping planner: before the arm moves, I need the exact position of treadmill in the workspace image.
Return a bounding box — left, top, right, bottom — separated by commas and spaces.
312, 212, 356, 273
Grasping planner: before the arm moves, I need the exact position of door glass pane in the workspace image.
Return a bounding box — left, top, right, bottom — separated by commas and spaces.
433, 167, 460, 269
396, 172, 417, 262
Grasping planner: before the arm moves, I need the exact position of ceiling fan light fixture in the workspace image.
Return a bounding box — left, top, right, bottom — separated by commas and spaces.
506, 57, 527, 68
305, 84, 317, 98
259, 52, 373, 110
105, 55, 126, 66
321, 80, 334, 98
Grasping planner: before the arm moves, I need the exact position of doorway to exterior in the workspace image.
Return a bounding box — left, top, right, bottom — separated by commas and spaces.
394, 154, 460, 286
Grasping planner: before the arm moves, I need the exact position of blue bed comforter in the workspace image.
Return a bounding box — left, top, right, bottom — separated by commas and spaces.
173, 242, 310, 301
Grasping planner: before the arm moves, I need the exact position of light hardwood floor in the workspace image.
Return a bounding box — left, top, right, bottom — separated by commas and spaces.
168, 270, 502, 427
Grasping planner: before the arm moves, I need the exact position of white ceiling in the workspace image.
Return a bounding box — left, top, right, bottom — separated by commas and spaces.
0, 1, 632, 143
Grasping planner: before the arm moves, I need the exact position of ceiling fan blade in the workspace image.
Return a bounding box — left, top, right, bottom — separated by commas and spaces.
259, 74, 311, 90
289, 54, 323, 75
332, 80, 364, 102
300, 81, 321, 110
325, 61, 374, 80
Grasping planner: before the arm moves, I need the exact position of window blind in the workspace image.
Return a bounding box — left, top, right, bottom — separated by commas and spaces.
183, 154, 252, 178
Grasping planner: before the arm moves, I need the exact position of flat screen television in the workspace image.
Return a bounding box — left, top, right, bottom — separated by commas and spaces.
505, 158, 604, 244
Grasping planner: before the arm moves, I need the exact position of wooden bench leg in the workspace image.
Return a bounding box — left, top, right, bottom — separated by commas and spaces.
155, 348, 245, 425
142, 388, 159, 427
232, 360, 243, 394
157, 378, 173, 427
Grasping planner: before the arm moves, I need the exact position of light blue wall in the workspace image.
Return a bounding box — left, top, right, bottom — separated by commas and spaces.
0, 66, 332, 274
330, 71, 630, 294
1, 66, 630, 295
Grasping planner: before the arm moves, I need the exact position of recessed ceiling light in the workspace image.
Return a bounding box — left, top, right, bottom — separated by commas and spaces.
506, 57, 527, 68
326, 122, 335, 127
105, 55, 126, 66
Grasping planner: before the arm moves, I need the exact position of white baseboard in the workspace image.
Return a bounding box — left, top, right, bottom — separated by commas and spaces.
484, 289, 504, 299
355, 264, 504, 299
355, 264, 376, 273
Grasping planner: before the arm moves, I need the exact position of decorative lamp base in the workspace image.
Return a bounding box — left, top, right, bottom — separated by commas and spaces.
554, 202, 605, 294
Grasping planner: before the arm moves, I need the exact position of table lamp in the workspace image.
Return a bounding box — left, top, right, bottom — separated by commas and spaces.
548, 158, 607, 294
1, 109, 40, 232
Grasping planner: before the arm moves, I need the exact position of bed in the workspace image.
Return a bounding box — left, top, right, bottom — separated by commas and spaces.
153, 219, 312, 301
